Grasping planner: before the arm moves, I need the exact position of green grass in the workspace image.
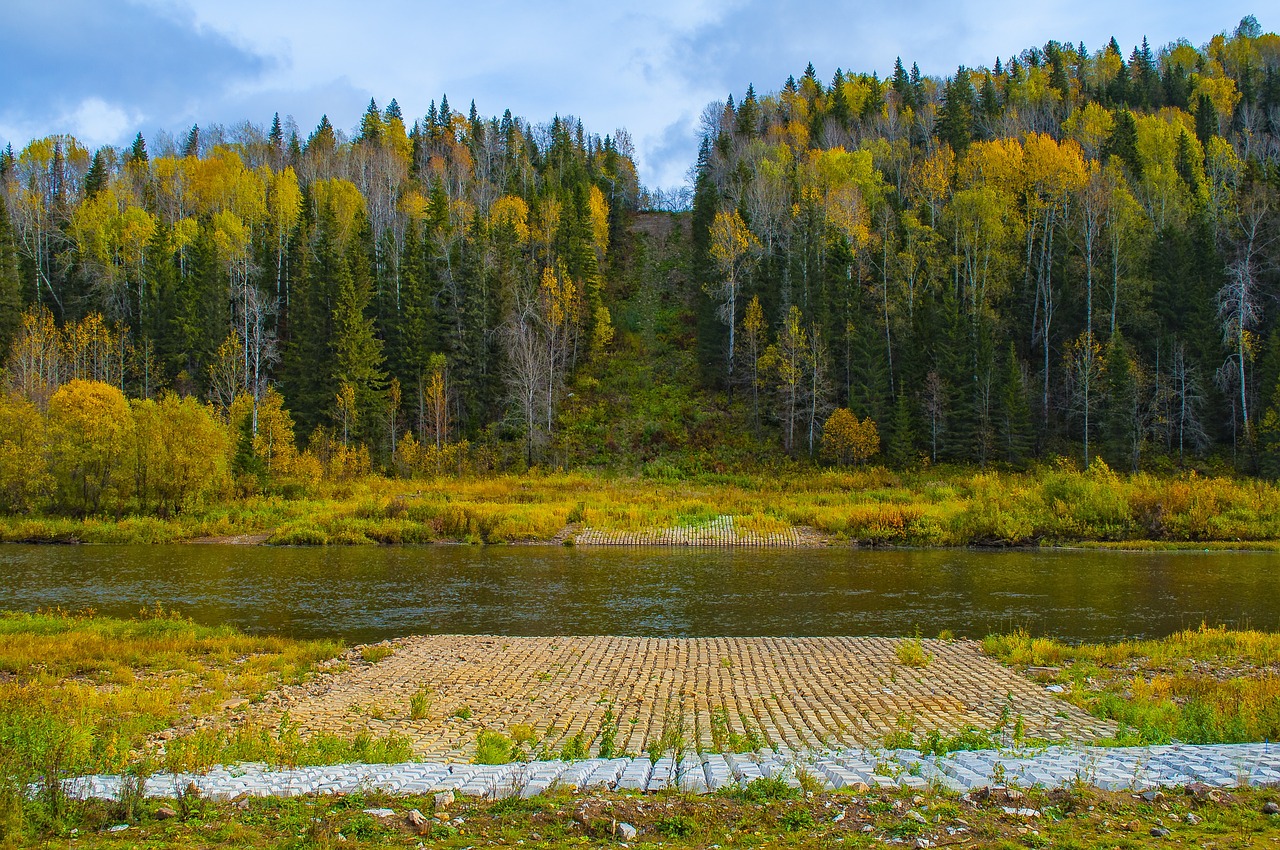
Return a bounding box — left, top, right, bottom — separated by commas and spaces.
3, 782, 1277, 849
986, 625, 1280, 745
0, 610, 413, 842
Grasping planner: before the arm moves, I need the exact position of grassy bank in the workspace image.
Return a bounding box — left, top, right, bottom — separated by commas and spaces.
5, 781, 1279, 849
2, 614, 1280, 846
2, 463, 1280, 548
0, 611, 407, 842
985, 625, 1280, 746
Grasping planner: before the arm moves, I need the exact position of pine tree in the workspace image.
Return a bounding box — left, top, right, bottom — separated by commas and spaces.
1104, 110, 1143, 179
269, 113, 284, 150
331, 219, 386, 443
999, 344, 1033, 465
83, 149, 108, 198
937, 68, 976, 153
1194, 93, 1219, 143
128, 133, 148, 165
183, 125, 200, 158
0, 198, 23, 356
359, 98, 383, 143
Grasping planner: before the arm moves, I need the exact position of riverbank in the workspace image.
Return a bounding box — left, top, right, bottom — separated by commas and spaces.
18, 780, 1280, 848
3, 614, 1280, 845
2, 465, 1279, 549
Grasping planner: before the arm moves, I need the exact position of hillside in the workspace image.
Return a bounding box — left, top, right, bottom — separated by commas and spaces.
0, 17, 1278, 492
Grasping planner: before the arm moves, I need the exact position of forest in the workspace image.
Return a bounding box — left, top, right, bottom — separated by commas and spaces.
1, 17, 1280, 518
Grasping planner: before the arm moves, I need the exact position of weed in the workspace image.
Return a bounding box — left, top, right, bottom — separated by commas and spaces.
360, 645, 393, 664
729, 776, 800, 804
795, 767, 825, 794
409, 685, 433, 721
780, 808, 816, 831
888, 817, 926, 838
452, 705, 473, 720
560, 732, 588, 761
896, 637, 932, 667
654, 814, 696, 837
709, 707, 763, 753
475, 730, 518, 765
597, 706, 618, 759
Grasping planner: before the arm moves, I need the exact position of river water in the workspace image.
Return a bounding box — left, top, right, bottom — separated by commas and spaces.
0, 544, 1275, 643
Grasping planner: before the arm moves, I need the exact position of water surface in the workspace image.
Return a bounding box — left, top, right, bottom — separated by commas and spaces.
1, 544, 1275, 643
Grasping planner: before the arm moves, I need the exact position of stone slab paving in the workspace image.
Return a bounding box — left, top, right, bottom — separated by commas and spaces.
64, 743, 1280, 801
575, 515, 808, 547
253, 636, 1110, 761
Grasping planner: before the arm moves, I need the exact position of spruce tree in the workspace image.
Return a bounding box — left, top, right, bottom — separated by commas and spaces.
269, 113, 284, 150
0, 198, 23, 357
1104, 110, 1143, 178
1103, 332, 1139, 470
359, 98, 383, 143
183, 125, 200, 158
999, 344, 1033, 465
83, 149, 108, 198
887, 389, 916, 467
308, 115, 336, 155
1259, 378, 1280, 480
129, 133, 148, 164
892, 58, 916, 110
331, 219, 386, 443
1194, 93, 1219, 144
937, 68, 976, 153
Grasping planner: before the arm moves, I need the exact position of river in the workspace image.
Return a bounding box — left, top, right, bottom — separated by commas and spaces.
1, 544, 1275, 643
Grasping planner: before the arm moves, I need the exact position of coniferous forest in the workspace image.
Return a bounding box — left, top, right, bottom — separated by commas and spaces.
3, 17, 1280, 513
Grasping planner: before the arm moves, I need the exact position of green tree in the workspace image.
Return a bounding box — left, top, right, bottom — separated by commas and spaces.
937, 68, 976, 153
1260, 378, 1280, 480
0, 199, 23, 358
331, 219, 386, 444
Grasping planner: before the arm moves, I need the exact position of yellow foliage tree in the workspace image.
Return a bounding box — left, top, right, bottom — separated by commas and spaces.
0, 391, 51, 513
4, 306, 62, 409
707, 209, 760, 377
587, 184, 610, 256
253, 387, 299, 478
821, 408, 880, 465
131, 394, 231, 515
489, 195, 530, 244
47, 380, 134, 515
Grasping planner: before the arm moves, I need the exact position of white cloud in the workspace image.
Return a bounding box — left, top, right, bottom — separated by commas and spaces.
66, 98, 140, 147
2, 1, 1261, 188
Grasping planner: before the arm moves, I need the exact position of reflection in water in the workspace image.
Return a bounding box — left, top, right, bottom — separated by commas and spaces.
0, 544, 1275, 643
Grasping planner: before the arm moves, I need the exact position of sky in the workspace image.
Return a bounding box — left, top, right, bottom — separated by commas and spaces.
0, 1, 1260, 190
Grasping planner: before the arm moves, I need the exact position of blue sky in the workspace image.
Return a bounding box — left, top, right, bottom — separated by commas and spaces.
0, 1, 1258, 189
